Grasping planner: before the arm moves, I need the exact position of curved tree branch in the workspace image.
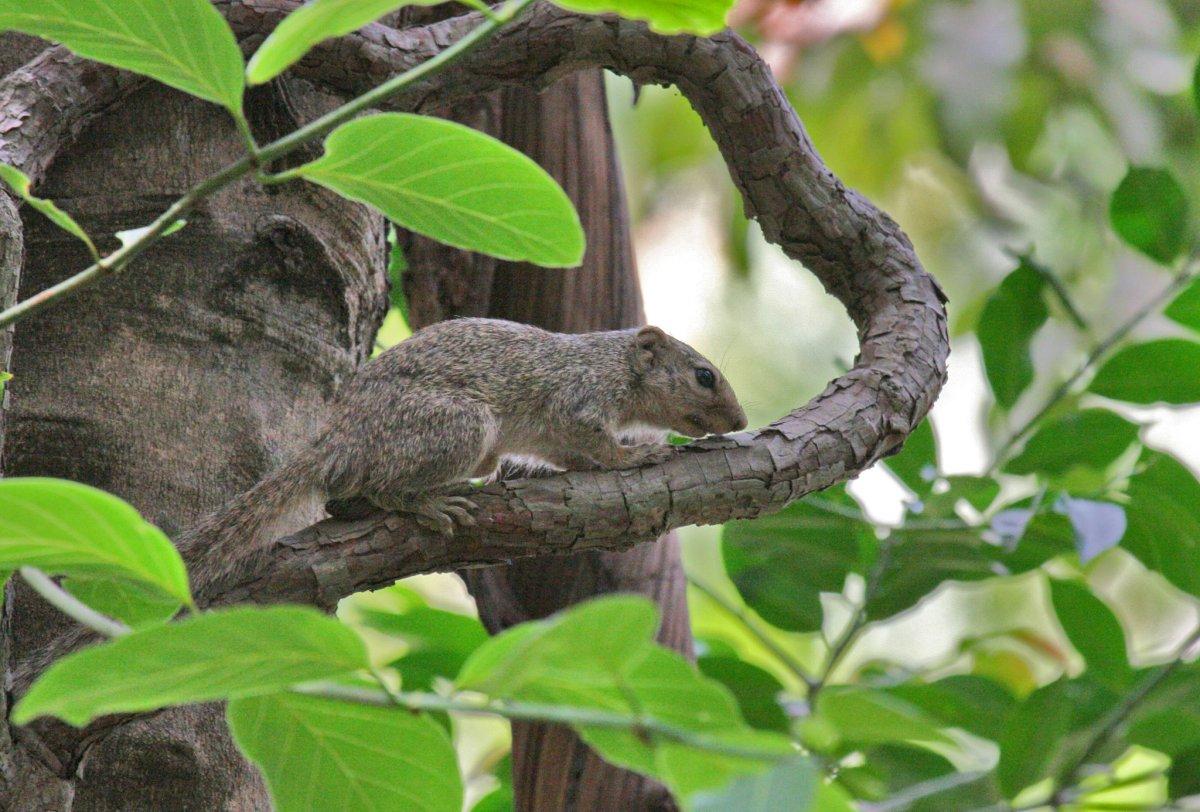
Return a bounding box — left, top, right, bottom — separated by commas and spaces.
0, 3, 948, 610
193, 4, 950, 609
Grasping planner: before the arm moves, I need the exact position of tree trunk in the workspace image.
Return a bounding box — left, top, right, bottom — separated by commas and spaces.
405, 72, 688, 811
0, 55, 388, 807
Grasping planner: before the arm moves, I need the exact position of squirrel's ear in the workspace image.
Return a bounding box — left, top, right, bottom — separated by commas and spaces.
634, 325, 668, 368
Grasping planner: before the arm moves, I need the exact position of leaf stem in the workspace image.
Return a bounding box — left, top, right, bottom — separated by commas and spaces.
687, 575, 818, 689
1051, 622, 1200, 805
18, 567, 130, 638
293, 681, 795, 763
989, 260, 1200, 474
0, 0, 535, 330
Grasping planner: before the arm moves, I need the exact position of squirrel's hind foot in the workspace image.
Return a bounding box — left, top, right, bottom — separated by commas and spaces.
371, 493, 478, 536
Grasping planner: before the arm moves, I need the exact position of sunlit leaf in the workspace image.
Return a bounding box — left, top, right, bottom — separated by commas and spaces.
294, 113, 584, 267
1089, 340, 1200, 404
689, 758, 817, 812
551, 0, 733, 35
229, 691, 462, 812
361, 605, 488, 691
0, 0, 245, 116
114, 219, 186, 249
247, 0, 438, 85
978, 258, 1048, 408
0, 164, 97, 258
0, 478, 190, 605
1109, 166, 1189, 264
62, 577, 180, 628
14, 606, 367, 726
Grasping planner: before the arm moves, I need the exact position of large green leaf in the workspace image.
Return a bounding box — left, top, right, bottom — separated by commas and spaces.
1109, 166, 1190, 264
0, 0, 244, 116
722, 488, 867, 631
360, 605, 488, 691
1165, 277, 1200, 334
1089, 340, 1200, 404
810, 687, 952, 754
229, 691, 462, 812
997, 677, 1117, 799
1004, 409, 1139, 476
869, 533, 997, 621
689, 759, 817, 812
552, 0, 733, 35
247, 0, 434, 85
886, 676, 1017, 742
697, 654, 789, 733
0, 478, 190, 605
1122, 451, 1200, 596
457, 596, 792, 800
62, 577, 180, 628
1049, 580, 1134, 691
978, 259, 1048, 408
0, 164, 97, 257
294, 113, 584, 267
14, 606, 367, 726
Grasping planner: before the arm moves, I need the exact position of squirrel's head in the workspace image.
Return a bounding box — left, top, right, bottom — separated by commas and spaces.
630, 325, 748, 437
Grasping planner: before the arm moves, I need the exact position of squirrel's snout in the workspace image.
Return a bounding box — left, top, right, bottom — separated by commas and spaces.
730, 408, 748, 432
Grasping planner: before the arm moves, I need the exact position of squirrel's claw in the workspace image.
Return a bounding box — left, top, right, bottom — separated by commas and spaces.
407, 493, 479, 536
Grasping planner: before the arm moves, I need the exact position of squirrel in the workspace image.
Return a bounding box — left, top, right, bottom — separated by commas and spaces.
181, 317, 746, 590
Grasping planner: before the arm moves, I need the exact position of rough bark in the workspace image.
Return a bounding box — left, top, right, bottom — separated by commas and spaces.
0, 55, 388, 810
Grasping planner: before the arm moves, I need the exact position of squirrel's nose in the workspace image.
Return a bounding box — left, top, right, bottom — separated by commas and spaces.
729, 406, 748, 432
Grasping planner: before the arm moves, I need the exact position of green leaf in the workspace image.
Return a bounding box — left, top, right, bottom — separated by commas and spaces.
229, 691, 462, 812
810, 687, 952, 753
1165, 277, 1200, 333
361, 605, 488, 691
722, 489, 867, 631
551, 0, 733, 35
457, 596, 792, 800
978, 259, 1048, 408
1122, 451, 1200, 596
697, 655, 789, 733
0, 370, 10, 399
0, 478, 190, 605
13, 606, 367, 726
1194, 55, 1200, 117
1089, 339, 1200, 404
869, 533, 997, 621
294, 113, 584, 267
1005, 409, 1139, 476
883, 418, 937, 495
0, 164, 97, 258
1109, 166, 1190, 264
689, 758, 817, 812
114, 218, 186, 249
62, 577, 180, 628
0, 0, 244, 117
1049, 580, 1134, 691
247, 0, 434, 85
886, 676, 1017, 742
997, 678, 1117, 798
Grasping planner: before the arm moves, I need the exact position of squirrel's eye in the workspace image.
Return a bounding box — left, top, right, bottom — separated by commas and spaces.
695, 367, 716, 389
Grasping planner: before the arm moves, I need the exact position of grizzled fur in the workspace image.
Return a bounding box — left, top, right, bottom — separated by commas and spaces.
184, 318, 745, 589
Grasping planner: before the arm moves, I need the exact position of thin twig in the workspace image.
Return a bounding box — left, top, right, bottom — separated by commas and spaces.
18, 567, 130, 638
292, 680, 796, 763
1051, 623, 1200, 805
687, 575, 818, 689
989, 261, 1200, 474
0, 0, 535, 329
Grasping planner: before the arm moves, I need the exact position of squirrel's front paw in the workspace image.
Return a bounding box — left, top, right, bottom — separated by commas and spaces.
619, 443, 676, 469
372, 493, 478, 536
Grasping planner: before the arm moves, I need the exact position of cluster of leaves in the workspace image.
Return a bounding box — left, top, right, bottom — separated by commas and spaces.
711, 121, 1200, 812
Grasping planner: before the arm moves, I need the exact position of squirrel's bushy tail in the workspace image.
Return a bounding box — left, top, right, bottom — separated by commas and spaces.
179, 448, 324, 600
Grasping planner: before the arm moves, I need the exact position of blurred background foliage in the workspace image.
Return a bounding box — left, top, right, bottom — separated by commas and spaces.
364, 1, 1200, 808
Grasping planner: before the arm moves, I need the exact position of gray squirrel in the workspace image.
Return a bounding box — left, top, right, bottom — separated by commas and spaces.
184, 318, 746, 587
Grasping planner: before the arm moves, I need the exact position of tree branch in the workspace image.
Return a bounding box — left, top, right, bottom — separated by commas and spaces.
188, 4, 949, 611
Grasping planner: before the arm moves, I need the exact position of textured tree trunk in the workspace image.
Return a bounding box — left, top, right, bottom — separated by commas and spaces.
0, 47, 389, 807
405, 72, 690, 812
